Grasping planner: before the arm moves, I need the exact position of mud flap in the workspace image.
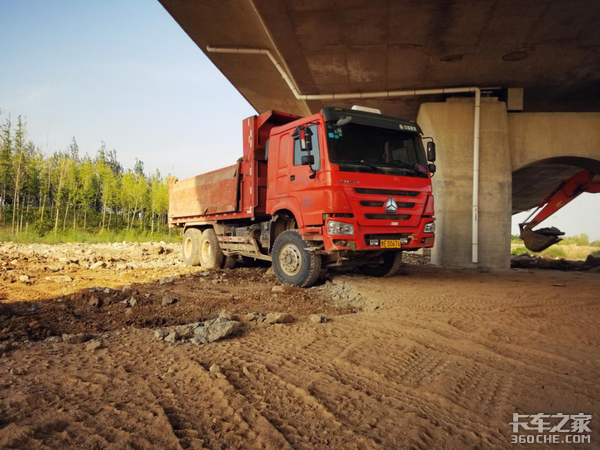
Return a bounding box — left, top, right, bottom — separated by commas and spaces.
520, 227, 565, 252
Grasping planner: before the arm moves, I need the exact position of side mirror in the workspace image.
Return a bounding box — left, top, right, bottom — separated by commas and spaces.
428, 163, 436, 175
427, 141, 436, 162
301, 155, 315, 166
292, 127, 307, 151
304, 126, 313, 152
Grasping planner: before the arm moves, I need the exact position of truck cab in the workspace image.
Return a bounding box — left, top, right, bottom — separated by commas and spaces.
169, 106, 436, 287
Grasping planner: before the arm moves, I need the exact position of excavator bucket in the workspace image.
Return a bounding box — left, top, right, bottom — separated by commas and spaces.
520, 227, 565, 252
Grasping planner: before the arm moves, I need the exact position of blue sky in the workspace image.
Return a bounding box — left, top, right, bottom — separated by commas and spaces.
0, 0, 597, 240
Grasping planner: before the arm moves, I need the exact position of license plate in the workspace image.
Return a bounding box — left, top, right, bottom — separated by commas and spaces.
380, 240, 402, 249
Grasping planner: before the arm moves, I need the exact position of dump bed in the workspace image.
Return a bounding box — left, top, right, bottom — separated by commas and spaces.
169, 110, 301, 227
169, 163, 240, 224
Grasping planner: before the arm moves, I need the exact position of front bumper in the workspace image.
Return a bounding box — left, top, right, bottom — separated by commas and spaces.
321, 216, 435, 252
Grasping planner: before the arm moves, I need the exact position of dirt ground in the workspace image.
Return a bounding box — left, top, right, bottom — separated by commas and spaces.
0, 242, 599, 449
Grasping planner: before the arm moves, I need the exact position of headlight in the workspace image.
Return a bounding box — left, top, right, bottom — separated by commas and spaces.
424, 222, 436, 233
327, 220, 354, 235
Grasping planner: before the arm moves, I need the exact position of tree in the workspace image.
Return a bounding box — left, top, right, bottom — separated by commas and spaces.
11, 117, 26, 234
0, 112, 171, 237
79, 157, 97, 229
0, 116, 12, 223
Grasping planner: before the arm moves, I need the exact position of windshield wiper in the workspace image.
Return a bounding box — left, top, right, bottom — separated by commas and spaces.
390, 162, 425, 176
339, 160, 383, 173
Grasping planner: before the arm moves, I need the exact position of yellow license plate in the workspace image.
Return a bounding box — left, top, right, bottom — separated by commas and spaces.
380, 240, 402, 249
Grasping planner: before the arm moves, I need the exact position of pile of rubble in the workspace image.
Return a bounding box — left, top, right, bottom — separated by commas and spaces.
154, 311, 328, 345
0, 241, 181, 284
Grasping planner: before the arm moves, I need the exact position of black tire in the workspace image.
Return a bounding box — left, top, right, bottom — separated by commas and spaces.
199, 228, 224, 269
272, 230, 321, 287
359, 251, 403, 277
182, 228, 202, 266
222, 255, 237, 269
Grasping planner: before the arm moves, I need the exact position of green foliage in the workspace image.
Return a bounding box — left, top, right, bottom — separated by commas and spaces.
0, 228, 180, 244
559, 233, 590, 246
512, 246, 530, 256
542, 246, 567, 259
0, 111, 172, 241
511, 234, 523, 244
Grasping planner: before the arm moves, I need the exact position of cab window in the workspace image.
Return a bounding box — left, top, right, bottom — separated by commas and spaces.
293, 124, 321, 170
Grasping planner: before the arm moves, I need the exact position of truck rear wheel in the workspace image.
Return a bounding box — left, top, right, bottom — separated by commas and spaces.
199, 228, 224, 269
272, 230, 321, 287
182, 228, 202, 266
359, 251, 403, 277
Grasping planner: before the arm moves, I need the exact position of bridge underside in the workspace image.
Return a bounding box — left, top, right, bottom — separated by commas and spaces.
160, 0, 600, 119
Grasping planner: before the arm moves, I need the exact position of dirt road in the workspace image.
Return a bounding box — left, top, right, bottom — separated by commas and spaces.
1, 243, 599, 449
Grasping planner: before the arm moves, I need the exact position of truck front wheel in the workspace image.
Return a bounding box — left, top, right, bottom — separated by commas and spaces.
272, 231, 321, 288
199, 228, 225, 269
182, 228, 202, 266
359, 251, 403, 277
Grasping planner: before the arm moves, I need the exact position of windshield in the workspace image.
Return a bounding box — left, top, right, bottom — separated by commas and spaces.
326, 122, 428, 178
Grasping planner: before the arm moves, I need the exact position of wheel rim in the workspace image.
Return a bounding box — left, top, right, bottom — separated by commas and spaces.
278, 243, 302, 277
201, 239, 212, 262
184, 237, 193, 258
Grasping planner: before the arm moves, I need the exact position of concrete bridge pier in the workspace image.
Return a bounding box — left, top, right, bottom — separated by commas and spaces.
417, 99, 513, 269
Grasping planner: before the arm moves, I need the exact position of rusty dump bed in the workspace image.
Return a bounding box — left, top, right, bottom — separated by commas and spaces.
169, 163, 240, 223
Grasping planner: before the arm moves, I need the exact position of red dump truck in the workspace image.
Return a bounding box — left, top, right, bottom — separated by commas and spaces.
169, 106, 437, 287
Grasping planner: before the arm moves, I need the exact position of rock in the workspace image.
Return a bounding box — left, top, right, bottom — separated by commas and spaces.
90, 261, 106, 270
265, 312, 294, 324
173, 324, 198, 339
209, 364, 221, 373
239, 312, 259, 323
62, 333, 93, 344
88, 296, 102, 308
218, 310, 235, 321
265, 267, 274, 276
194, 320, 241, 344
197, 271, 210, 277
116, 263, 127, 271
161, 296, 178, 307
0, 342, 15, 356
46, 275, 73, 283
477, 265, 491, 273
129, 297, 137, 307
45, 336, 62, 343
122, 285, 132, 292
85, 340, 104, 351
159, 275, 176, 285
154, 329, 167, 341
193, 326, 209, 343
164, 331, 179, 343
271, 285, 284, 293
19, 275, 30, 282
309, 314, 328, 324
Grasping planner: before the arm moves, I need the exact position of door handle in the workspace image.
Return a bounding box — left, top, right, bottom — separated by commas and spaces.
290, 175, 295, 181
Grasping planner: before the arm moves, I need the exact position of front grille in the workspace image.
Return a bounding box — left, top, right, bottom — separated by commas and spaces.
365, 214, 410, 220
360, 200, 415, 208
355, 188, 419, 197
360, 200, 383, 207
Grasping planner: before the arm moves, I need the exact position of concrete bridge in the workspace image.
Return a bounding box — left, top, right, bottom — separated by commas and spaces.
159, 0, 600, 268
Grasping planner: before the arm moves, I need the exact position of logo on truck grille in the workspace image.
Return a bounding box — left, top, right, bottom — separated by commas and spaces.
385, 197, 398, 214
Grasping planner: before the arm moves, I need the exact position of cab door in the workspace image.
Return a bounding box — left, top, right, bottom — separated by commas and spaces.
288, 124, 324, 226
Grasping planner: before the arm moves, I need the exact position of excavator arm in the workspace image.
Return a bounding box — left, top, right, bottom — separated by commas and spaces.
519, 169, 600, 252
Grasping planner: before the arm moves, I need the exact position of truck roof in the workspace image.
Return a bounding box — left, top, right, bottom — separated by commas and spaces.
321, 107, 422, 134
